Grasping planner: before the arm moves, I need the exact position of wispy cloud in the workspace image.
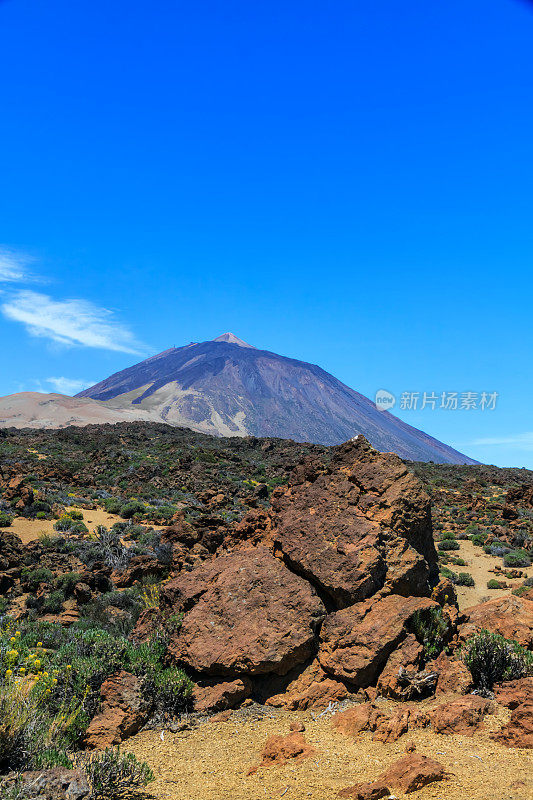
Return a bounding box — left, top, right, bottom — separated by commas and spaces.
0, 248, 35, 283
1, 290, 146, 354
45, 377, 95, 395
466, 432, 533, 451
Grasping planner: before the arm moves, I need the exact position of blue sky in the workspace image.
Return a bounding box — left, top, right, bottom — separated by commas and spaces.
1, 0, 532, 467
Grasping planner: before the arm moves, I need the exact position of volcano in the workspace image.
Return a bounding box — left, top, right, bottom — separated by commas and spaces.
75, 333, 476, 464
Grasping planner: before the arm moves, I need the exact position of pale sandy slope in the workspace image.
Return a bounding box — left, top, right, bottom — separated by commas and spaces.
0, 392, 159, 429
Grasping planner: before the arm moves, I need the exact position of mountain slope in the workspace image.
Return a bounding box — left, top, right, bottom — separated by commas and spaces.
0, 392, 160, 429
76, 334, 476, 463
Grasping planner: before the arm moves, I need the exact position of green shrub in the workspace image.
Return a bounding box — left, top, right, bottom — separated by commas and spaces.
455, 572, 475, 587
35, 511, 47, 520
68, 509, 84, 521
440, 530, 457, 540
407, 606, 450, 661
439, 565, 459, 583
0, 511, 13, 528
54, 572, 82, 596
120, 500, 146, 520
503, 549, 531, 568
462, 629, 533, 695
102, 498, 123, 515
41, 591, 65, 614
438, 538, 460, 551
77, 748, 154, 800
487, 578, 506, 589
471, 532, 487, 546
451, 557, 467, 566
21, 567, 54, 591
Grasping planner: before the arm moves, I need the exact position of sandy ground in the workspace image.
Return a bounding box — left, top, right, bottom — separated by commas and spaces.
453, 539, 533, 609
125, 702, 533, 800
8, 507, 164, 544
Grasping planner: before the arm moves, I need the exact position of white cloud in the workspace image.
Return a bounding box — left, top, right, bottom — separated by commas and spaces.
0, 248, 34, 283
465, 432, 533, 451
45, 377, 95, 395
1, 290, 146, 354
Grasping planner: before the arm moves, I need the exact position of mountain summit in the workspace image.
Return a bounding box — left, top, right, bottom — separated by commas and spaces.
76, 335, 476, 463
211, 332, 255, 348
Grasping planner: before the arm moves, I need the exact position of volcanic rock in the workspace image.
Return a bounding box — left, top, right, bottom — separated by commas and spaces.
376, 634, 424, 699
492, 701, 533, 748
163, 547, 326, 677
459, 595, 533, 648
379, 753, 446, 793
265, 659, 350, 710
494, 677, 533, 709
84, 670, 151, 749
247, 730, 315, 774
272, 437, 438, 608
318, 594, 439, 687
338, 782, 390, 799
1, 768, 90, 800
429, 695, 492, 735
193, 677, 252, 713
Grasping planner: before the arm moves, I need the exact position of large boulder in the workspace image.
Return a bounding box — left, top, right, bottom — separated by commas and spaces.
163, 547, 326, 677
272, 437, 437, 608
459, 595, 533, 648
318, 594, 439, 687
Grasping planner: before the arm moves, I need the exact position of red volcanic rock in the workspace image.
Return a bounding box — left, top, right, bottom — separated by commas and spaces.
379, 753, 446, 793
193, 677, 252, 713
373, 708, 412, 743
248, 731, 315, 774
459, 595, 533, 648
271, 438, 437, 609
318, 594, 439, 687
266, 658, 350, 710
333, 703, 389, 738
338, 782, 390, 799
377, 634, 423, 699
333, 702, 423, 744
494, 677, 533, 709
84, 671, 151, 749
429, 696, 492, 735
493, 701, 533, 748
428, 651, 472, 696
163, 547, 325, 677
506, 484, 533, 510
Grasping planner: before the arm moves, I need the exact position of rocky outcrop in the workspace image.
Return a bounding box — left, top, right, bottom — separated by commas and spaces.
163, 547, 325, 677
84, 671, 151, 749
272, 438, 437, 608
379, 753, 446, 793
318, 595, 438, 687
459, 595, 533, 648
429, 696, 492, 735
